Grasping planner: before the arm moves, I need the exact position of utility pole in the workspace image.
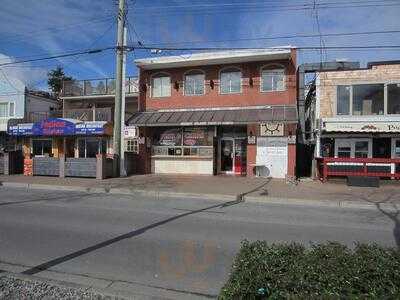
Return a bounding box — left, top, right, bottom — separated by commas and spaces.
113, 0, 126, 177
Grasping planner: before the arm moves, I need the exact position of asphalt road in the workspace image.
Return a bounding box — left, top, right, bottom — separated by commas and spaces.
0, 187, 398, 299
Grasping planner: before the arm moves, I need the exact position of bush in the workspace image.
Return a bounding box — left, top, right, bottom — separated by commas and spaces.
219, 241, 400, 299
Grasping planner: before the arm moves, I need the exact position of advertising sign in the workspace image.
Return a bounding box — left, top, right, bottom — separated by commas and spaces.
156, 128, 182, 146
323, 121, 400, 133
32, 118, 75, 136
183, 127, 209, 146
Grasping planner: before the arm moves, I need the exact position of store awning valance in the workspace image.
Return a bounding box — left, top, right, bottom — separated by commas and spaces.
128, 106, 297, 127
8, 118, 113, 136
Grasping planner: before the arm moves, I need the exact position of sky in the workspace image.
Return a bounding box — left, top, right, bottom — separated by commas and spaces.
0, 0, 399, 91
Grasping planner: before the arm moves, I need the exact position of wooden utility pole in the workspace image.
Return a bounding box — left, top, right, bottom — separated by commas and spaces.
113, 0, 126, 176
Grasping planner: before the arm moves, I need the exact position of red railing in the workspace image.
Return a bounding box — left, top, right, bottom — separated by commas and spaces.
316, 157, 400, 182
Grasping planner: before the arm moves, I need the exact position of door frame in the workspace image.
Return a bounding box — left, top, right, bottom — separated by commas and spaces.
219, 137, 247, 175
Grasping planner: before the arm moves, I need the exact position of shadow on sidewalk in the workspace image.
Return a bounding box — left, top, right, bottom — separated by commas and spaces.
236, 178, 272, 200
21, 198, 244, 276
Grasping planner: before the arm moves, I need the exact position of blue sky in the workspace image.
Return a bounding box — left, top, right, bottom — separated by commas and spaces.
0, 0, 399, 90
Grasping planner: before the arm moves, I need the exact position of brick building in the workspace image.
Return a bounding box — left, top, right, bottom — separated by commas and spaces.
128, 48, 298, 178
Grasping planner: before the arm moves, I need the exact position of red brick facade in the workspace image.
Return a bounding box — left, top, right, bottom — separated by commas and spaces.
136, 49, 297, 178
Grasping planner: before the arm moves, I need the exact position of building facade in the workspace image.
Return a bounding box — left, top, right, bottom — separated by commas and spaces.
308, 61, 400, 179
7, 76, 138, 177
129, 49, 298, 178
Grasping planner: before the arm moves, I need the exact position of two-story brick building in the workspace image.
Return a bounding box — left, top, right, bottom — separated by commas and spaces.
305, 61, 400, 180
128, 48, 298, 178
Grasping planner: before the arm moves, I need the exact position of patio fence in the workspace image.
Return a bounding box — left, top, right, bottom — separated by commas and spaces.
316, 157, 400, 182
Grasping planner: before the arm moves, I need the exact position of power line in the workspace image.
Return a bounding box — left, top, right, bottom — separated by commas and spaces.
0, 47, 115, 67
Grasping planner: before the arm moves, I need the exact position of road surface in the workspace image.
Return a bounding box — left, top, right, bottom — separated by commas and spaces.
0, 187, 398, 299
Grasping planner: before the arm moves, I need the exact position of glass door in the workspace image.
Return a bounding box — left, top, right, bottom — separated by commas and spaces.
234, 138, 247, 175
221, 139, 234, 173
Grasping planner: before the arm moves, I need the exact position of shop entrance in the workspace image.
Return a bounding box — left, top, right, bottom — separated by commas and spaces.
373, 138, 391, 158
220, 138, 247, 175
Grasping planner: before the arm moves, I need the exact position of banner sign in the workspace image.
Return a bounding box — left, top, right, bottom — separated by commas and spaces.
8, 118, 109, 136
124, 126, 138, 138
323, 121, 400, 133
32, 118, 75, 136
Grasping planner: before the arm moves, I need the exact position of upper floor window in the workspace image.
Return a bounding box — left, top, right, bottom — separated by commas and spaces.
152, 74, 171, 98
388, 83, 400, 114
220, 68, 241, 94
0, 102, 14, 118
336, 84, 385, 116
184, 70, 205, 96
261, 67, 285, 92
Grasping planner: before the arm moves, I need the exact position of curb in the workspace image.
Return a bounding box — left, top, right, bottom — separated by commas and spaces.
1, 181, 399, 211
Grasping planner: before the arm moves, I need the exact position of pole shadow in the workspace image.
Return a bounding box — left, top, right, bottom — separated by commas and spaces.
22, 198, 243, 276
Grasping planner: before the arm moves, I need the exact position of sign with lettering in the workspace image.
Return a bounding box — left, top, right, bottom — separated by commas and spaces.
323, 121, 400, 133
32, 118, 75, 136
124, 126, 138, 138
260, 123, 284, 136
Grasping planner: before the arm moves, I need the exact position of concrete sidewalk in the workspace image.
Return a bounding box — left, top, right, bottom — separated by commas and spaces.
0, 174, 399, 210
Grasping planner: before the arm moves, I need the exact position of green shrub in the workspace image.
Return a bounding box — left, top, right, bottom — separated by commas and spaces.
219, 241, 400, 299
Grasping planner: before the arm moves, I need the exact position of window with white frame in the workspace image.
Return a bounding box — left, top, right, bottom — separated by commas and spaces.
0, 103, 7, 118
125, 139, 139, 153
152, 74, 171, 98
335, 139, 371, 158
220, 68, 241, 94
184, 71, 205, 95
336, 84, 392, 116
9, 102, 14, 117
261, 67, 285, 92
388, 83, 400, 114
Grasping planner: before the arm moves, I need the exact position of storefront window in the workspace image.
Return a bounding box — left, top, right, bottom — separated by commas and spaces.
388, 83, 400, 114
337, 146, 351, 158
32, 139, 52, 156
353, 84, 384, 115
152, 127, 213, 157
337, 85, 350, 115
78, 138, 107, 158
355, 141, 369, 158
394, 140, 400, 158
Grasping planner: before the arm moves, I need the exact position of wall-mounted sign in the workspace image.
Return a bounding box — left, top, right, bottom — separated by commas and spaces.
260, 123, 284, 136
323, 121, 400, 133
124, 126, 138, 138
248, 135, 256, 144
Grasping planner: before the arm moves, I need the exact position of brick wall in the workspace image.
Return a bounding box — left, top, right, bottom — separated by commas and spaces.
138, 51, 297, 111
318, 64, 400, 118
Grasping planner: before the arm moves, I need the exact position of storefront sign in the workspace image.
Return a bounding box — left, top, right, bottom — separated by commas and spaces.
75, 121, 108, 135
32, 119, 75, 136
156, 128, 182, 146
124, 126, 138, 138
8, 118, 110, 136
324, 121, 400, 133
260, 123, 284, 136
183, 127, 210, 146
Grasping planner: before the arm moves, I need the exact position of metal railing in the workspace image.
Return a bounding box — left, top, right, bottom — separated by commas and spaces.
26, 107, 112, 122
316, 157, 400, 181
62, 77, 138, 97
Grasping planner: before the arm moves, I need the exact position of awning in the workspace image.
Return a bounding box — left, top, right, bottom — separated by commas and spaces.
8, 118, 113, 136
128, 106, 297, 127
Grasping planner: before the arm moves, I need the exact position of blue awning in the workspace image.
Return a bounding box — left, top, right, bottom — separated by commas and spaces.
8, 118, 112, 136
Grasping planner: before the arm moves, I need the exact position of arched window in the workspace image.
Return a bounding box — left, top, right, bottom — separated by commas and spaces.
151, 73, 171, 98
220, 67, 242, 94
184, 70, 205, 96
261, 65, 285, 92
